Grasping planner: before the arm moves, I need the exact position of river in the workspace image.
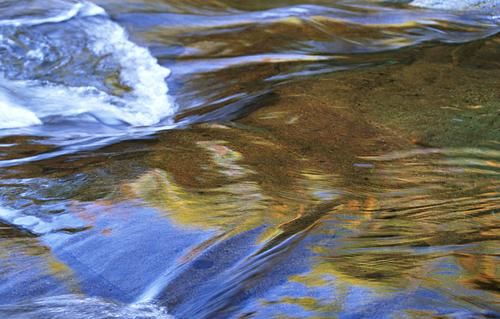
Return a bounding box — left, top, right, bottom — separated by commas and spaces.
0, 0, 499, 318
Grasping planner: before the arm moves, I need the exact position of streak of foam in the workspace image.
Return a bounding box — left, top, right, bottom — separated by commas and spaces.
0, 1, 174, 129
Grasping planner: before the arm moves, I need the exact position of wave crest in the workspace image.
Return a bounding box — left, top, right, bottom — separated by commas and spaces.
0, 0, 174, 129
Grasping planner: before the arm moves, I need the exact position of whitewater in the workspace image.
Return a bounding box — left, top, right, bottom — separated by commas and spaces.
0, 0, 174, 130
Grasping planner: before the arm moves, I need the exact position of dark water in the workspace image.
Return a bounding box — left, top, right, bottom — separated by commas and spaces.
0, 0, 499, 318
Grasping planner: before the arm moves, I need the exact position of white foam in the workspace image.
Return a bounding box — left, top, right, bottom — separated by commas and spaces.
0, 207, 17, 221
0, 89, 42, 129
0, 77, 169, 127
0, 104, 42, 129
85, 18, 174, 126
0, 295, 173, 319
0, 1, 174, 129
411, 0, 500, 11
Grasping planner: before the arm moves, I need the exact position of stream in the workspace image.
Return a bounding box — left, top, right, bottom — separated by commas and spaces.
0, 0, 499, 318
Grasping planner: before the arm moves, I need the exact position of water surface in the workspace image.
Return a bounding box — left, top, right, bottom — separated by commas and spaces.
0, 0, 499, 318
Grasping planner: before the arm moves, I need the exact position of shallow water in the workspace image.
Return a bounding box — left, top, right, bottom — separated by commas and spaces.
0, 0, 499, 318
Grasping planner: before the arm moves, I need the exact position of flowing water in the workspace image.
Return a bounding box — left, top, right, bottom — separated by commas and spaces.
0, 0, 499, 318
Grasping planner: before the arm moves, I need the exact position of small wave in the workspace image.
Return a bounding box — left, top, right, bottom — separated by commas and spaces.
0, 0, 174, 130
0, 1, 104, 27
0, 295, 173, 319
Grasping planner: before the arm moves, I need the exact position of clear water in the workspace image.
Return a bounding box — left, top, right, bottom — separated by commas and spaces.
0, 0, 498, 318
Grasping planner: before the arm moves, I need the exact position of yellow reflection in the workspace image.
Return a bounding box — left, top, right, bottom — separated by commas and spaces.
0, 235, 79, 294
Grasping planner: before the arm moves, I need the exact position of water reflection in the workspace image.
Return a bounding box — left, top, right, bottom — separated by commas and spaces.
0, 123, 498, 317
270, 150, 499, 317
1, 0, 499, 165
125, 130, 497, 317
130, 141, 267, 233
0, 0, 499, 318
0, 220, 77, 304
